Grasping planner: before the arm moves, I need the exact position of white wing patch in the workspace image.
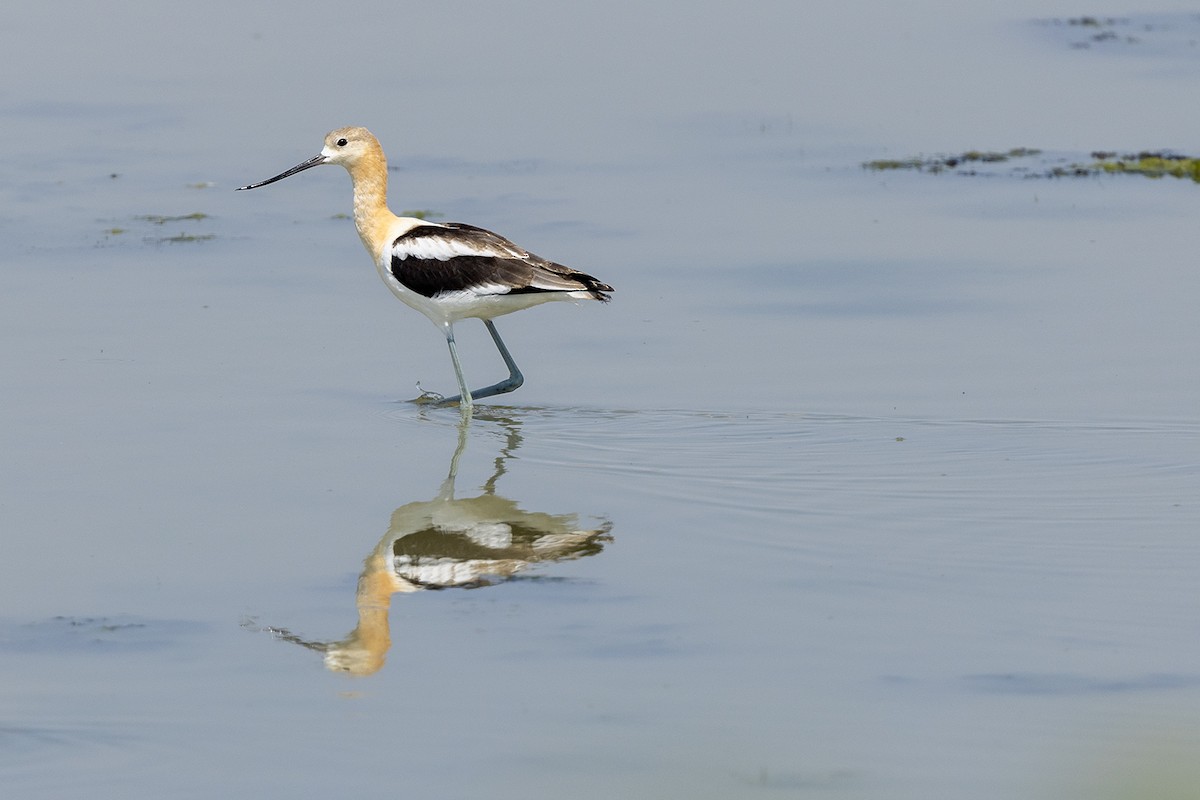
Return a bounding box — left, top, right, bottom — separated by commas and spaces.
392, 232, 522, 262
436, 284, 513, 301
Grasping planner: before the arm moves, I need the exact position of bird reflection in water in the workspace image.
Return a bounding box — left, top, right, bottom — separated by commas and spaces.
246, 416, 612, 675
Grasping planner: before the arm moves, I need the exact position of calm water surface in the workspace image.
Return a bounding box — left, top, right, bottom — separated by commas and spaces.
2, 2, 1200, 798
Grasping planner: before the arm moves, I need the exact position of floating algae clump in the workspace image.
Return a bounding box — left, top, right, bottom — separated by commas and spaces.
137, 212, 210, 225
864, 148, 1042, 174
1091, 151, 1200, 182
864, 148, 1200, 183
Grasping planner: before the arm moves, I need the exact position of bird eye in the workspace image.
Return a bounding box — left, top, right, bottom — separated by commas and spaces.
337, 138, 348, 147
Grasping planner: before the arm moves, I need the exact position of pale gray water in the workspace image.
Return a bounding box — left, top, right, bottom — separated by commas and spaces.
2, 2, 1200, 798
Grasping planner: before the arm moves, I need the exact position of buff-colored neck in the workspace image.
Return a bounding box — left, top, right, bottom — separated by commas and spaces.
346, 143, 397, 258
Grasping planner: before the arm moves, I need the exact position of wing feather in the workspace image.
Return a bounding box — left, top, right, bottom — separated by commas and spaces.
389, 223, 612, 301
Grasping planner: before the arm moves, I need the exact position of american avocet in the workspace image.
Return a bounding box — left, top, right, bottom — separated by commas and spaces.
238, 126, 612, 411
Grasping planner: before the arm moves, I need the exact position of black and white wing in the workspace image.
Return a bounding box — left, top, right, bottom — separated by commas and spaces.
388, 223, 612, 302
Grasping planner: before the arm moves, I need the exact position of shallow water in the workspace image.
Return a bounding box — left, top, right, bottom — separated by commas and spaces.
3, 2, 1200, 798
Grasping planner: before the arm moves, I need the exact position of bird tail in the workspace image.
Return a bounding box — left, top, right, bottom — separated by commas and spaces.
579, 274, 613, 303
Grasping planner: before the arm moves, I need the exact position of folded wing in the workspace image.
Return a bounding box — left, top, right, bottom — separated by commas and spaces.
389, 223, 612, 302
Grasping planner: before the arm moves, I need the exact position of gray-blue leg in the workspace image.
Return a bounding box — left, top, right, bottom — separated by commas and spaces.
479, 320, 525, 397
414, 320, 524, 409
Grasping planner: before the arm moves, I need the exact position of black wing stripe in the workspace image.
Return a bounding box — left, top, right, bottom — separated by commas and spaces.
390, 254, 557, 299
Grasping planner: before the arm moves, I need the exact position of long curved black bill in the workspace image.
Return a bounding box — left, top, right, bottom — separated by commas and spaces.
237, 154, 327, 190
